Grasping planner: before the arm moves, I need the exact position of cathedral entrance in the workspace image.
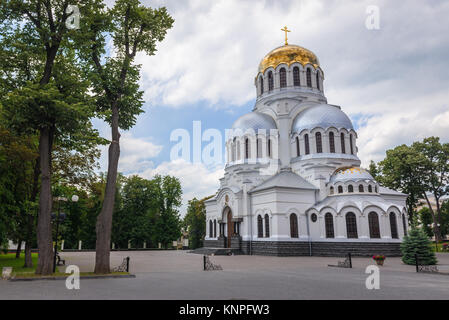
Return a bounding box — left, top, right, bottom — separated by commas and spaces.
226, 210, 233, 248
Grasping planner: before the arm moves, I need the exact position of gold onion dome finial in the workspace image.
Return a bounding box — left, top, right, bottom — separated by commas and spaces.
258, 27, 321, 75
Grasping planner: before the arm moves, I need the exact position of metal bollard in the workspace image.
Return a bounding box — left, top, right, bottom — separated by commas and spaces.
415, 254, 419, 273
126, 257, 130, 272
348, 253, 352, 268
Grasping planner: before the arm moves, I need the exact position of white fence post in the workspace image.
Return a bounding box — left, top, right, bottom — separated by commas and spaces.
78, 240, 82, 251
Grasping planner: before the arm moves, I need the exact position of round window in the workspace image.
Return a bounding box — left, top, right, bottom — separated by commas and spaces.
311, 213, 317, 222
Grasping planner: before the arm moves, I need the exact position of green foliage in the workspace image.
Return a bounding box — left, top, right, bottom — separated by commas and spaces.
153, 175, 182, 248
0, 253, 39, 274
418, 207, 434, 238
184, 196, 211, 249
378, 144, 424, 220
78, 0, 175, 130
378, 137, 449, 238
109, 174, 182, 249
401, 228, 437, 265
367, 160, 379, 180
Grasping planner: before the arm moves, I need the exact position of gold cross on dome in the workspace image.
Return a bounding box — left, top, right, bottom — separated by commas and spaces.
281, 26, 291, 45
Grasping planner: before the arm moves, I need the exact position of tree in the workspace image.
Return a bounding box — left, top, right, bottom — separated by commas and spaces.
440, 200, 449, 238
378, 137, 449, 242
401, 228, 437, 265
378, 144, 424, 224
153, 175, 182, 249
184, 196, 213, 249
367, 160, 379, 180
418, 207, 434, 238
0, 0, 102, 275
79, 0, 174, 273
412, 137, 449, 242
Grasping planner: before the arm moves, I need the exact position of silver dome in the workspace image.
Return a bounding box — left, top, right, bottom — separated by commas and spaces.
330, 167, 374, 183
292, 104, 353, 133
232, 112, 277, 132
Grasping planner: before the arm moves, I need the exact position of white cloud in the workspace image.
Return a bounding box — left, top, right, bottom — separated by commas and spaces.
139, 159, 224, 216
95, 124, 163, 174
97, 0, 449, 201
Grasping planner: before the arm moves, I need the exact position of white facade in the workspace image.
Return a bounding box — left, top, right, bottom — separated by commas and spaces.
205, 44, 408, 255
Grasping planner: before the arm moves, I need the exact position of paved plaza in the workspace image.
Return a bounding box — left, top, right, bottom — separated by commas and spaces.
1, 251, 449, 300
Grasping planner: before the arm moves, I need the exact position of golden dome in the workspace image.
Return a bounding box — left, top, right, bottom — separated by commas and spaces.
258, 44, 320, 74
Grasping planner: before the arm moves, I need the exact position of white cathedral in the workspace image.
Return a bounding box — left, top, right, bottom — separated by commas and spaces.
204, 38, 409, 256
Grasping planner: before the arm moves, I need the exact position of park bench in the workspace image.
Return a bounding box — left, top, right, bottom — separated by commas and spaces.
56, 253, 66, 266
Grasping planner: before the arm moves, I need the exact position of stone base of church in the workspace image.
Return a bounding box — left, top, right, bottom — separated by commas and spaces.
240, 241, 402, 257
203, 239, 222, 248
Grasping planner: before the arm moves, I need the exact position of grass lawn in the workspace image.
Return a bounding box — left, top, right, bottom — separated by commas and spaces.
0, 253, 38, 274
431, 242, 449, 253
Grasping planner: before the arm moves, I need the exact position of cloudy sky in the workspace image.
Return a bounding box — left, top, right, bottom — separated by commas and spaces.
95, 0, 449, 215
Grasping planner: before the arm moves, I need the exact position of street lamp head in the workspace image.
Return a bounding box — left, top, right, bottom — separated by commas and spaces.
71, 195, 79, 202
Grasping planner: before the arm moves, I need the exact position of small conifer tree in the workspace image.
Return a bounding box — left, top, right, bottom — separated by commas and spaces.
401, 228, 437, 265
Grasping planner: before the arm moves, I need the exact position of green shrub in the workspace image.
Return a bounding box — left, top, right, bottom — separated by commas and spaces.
401, 228, 437, 265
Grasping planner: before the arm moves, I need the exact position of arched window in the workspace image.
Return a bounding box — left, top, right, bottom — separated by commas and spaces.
293, 66, 300, 86
368, 185, 373, 193
325, 213, 335, 238
316, 72, 320, 90
359, 184, 364, 193
268, 139, 272, 158
296, 136, 300, 157
368, 212, 380, 238
330, 186, 334, 195
236, 141, 241, 160
257, 137, 262, 158
213, 220, 217, 238
390, 212, 398, 239
348, 185, 354, 193
265, 214, 270, 238
259, 76, 264, 95
257, 215, 263, 238
231, 141, 235, 162
304, 134, 310, 155
340, 133, 346, 154
329, 132, 335, 153
290, 213, 298, 238
306, 68, 312, 87
279, 68, 287, 88
268, 71, 274, 91
315, 132, 322, 153
402, 214, 408, 236
375, 186, 378, 193
346, 212, 358, 238
209, 220, 213, 238
245, 138, 250, 159
350, 134, 354, 155
338, 186, 343, 194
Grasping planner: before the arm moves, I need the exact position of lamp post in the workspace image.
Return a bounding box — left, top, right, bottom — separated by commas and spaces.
427, 223, 441, 253
52, 195, 78, 273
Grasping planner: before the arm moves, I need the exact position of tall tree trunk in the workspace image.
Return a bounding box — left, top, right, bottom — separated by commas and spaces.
35, 127, 54, 275
423, 194, 442, 242
24, 241, 33, 268
94, 103, 120, 274
15, 240, 22, 258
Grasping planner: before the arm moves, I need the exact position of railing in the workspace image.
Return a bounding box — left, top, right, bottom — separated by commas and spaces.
328, 253, 352, 268
203, 255, 222, 271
